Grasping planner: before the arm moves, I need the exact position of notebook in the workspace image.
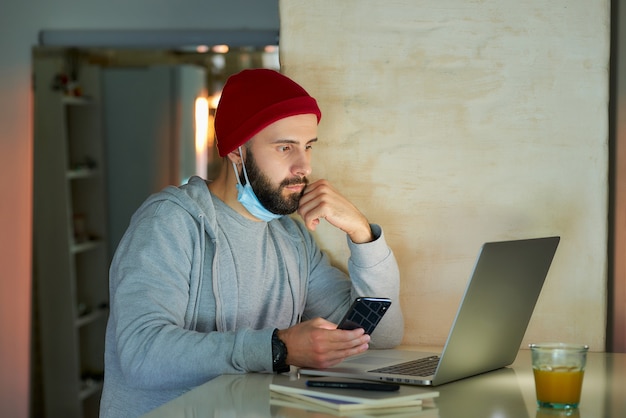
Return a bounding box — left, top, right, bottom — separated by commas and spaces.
300, 236, 560, 386
269, 376, 438, 413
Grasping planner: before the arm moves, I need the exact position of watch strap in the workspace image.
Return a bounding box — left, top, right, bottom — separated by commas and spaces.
271, 328, 289, 373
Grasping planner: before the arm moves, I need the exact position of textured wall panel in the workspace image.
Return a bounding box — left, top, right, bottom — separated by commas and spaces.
280, 0, 609, 350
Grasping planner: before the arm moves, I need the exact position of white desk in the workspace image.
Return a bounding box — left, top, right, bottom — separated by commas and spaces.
142, 350, 626, 417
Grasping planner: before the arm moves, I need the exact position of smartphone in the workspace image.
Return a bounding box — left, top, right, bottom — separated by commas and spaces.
336, 297, 392, 335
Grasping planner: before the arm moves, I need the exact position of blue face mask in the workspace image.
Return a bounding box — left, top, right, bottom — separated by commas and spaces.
232, 148, 282, 222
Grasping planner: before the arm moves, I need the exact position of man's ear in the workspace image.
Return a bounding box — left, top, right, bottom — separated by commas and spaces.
226, 146, 243, 166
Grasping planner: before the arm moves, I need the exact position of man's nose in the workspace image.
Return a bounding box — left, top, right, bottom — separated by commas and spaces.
292, 150, 312, 178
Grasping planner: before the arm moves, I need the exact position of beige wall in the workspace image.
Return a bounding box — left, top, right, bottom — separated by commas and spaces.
280, 0, 609, 351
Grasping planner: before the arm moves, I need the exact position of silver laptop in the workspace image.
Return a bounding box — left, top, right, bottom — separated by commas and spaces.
300, 236, 560, 386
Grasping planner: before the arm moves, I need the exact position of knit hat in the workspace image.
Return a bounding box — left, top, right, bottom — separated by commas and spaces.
214, 69, 322, 157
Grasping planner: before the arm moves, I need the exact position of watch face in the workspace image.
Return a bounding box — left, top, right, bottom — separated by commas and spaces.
273, 339, 286, 363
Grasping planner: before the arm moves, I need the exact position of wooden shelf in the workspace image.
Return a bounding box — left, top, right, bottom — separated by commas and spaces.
79, 378, 104, 401
33, 52, 109, 418
62, 95, 95, 106
71, 239, 102, 254
67, 167, 99, 180
75, 306, 109, 328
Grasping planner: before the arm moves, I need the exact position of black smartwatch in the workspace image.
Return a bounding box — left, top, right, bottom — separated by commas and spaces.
271, 328, 289, 373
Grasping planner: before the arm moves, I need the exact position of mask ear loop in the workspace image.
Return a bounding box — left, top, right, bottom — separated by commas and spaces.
231, 146, 251, 187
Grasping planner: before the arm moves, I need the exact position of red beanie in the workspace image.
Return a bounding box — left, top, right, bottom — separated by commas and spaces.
214, 69, 322, 157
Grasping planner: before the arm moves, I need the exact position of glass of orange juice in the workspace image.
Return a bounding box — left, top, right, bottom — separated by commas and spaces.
530, 343, 589, 410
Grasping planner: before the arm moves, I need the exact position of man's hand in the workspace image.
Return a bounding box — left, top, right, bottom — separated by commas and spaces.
297, 179, 373, 244
277, 318, 370, 369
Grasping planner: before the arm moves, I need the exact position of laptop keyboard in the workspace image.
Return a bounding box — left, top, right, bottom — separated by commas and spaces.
369, 355, 440, 377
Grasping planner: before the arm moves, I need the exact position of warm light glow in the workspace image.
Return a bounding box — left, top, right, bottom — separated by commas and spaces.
207, 91, 221, 151
195, 97, 209, 178
209, 92, 222, 110
196, 45, 210, 53
211, 44, 229, 54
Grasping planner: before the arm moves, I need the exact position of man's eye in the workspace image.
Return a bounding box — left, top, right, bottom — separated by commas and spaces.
306, 144, 314, 150
278, 145, 290, 152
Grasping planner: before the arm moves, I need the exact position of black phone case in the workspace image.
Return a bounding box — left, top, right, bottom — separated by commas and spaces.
337, 297, 392, 335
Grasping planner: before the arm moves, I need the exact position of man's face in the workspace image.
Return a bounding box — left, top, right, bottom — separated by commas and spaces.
240, 114, 318, 215
242, 147, 306, 214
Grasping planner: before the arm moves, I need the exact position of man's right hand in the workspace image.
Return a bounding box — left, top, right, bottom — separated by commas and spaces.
276, 317, 371, 369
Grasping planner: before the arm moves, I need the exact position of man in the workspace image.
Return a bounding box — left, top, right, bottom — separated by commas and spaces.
100, 69, 404, 417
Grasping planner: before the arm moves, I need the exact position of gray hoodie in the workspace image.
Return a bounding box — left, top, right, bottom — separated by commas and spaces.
100, 176, 403, 417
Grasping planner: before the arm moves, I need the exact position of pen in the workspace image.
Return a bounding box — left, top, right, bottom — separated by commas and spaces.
306, 380, 400, 391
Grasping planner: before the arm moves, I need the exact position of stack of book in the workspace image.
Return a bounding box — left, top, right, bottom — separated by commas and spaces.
269, 376, 439, 417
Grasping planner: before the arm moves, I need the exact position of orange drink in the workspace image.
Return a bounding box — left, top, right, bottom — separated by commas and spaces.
533, 368, 584, 405
530, 343, 588, 409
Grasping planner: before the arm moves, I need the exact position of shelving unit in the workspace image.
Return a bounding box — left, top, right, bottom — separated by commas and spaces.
33, 49, 109, 418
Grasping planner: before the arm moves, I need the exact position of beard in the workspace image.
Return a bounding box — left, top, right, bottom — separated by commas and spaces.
241, 148, 309, 215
